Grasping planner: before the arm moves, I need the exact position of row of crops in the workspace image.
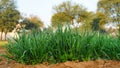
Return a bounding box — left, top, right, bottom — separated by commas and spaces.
6, 27, 120, 64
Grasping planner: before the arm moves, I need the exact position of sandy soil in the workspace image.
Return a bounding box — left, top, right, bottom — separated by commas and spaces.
1, 46, 120, 68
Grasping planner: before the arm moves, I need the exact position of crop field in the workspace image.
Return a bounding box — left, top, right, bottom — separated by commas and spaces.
4, 27, 120, 65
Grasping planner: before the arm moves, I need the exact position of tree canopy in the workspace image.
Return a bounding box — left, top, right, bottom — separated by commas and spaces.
51, 12, 71, 27
51, 1, 88, 27
91, 12, 107, 31
21, 15, 44, 30
97, 0, 120, 24
0, 0, 20, 40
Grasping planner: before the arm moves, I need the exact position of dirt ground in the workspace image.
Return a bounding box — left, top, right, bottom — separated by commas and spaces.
1, 46, 120, 68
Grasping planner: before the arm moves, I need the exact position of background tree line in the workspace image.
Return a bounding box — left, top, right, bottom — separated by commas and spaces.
0, 0, 120, 40
51, 0, 120, 32
0, 0, 44, 40
0, 0, 20, 40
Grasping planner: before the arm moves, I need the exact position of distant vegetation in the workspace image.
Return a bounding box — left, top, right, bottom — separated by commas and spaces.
0, 0, 120, 40
51, 0, 120, 32
0, 0, 20, 40
0, 0, 120, 41
0, 0, 44, 41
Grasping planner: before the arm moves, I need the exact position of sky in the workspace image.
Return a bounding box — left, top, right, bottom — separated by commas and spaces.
16, 0, 99, 27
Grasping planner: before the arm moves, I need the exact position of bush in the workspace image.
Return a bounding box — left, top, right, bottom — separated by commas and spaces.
6, 27, 120, 64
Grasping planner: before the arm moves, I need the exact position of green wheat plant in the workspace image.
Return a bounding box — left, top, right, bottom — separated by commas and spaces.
5, 26, 120, 64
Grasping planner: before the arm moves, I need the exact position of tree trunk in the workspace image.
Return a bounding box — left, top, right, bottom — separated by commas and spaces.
5, 32, 7, 41
0, 32, 2, 41
0, 31, 3, 41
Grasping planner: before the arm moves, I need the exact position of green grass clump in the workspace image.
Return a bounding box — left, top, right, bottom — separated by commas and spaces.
6, 29, 51, 64
6, 27, 120, 64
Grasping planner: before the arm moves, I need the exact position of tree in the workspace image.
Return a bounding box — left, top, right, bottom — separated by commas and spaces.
0, 0, 20, 40
78, 11, 94, 31
97, 0, 120, 24
21, 15, 44, 30
91, 12, 107, 31
28, 15, 44, 28
51, 12, 71, 27
52, 1, 87, 27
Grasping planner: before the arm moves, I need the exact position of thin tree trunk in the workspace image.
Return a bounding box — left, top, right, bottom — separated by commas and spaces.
5, 32, 7, 41
0, 31, 3, 41
0, 32, 2, 41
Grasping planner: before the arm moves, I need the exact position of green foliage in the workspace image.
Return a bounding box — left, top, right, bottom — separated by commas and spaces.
6, 29, 50, 64
0, 0, 20, 40
6, 26, 120, 64
91, 12, 108, 32
51, 12, 71, 27
91, 18, 100, 31
97, 0, 120, 24
21, 16, 44, 30
52, 1, 89, 27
